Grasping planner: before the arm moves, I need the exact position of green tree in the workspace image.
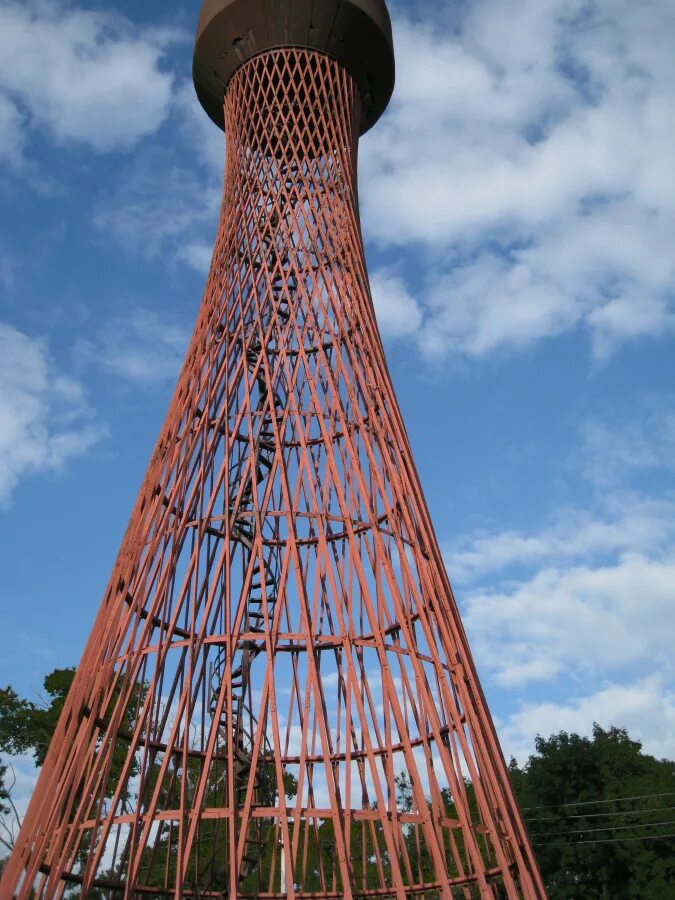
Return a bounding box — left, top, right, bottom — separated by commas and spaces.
0, 762, 8, 815
0, 668, 75, 766
4, 674, 675, 900
0, 669, 77, 859
0, 761, 14, 856
511, 725, 675, 899
0, 668, 146, 875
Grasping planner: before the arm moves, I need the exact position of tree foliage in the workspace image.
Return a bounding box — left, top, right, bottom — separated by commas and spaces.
0, 762, 8, 817
3, 672, 675, 898
0, 668, 76, 859
0, 668, 75, 767
510, 724, 675, 899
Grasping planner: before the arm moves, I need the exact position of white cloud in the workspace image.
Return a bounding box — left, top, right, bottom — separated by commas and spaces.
501, 678, 675, 765
580, 401, 675, 488
443, 391, 675, 757
0, 322, 104, 506
72, 0, 673, 364
93, 152, 220, 265
449, 396, 675, 691
368, 0, 675, 240
453, 459, 675, 688
0, 0, 179, 158
369, 270, 423, 339
359, 0, 675, 359
0, 93, 25, 167
91, 81, 225, 271
447, 495, 675, 585
76, 309, 190, 384
175, 80, 226, 176
465, 551, 675, 687
0, 244, 16, 293
176, 241, 214, 275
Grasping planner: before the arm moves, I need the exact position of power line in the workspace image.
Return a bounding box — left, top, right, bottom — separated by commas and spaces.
530, 818, 675, 839
526, 804, 675, 825
521, 791, 675, 813
533, 831, 675, 848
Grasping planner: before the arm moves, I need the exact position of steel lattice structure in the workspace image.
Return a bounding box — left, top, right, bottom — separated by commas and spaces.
1, 3, 547, 898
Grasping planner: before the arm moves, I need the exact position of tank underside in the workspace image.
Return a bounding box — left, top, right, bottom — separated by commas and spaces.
193, 0, 395, 133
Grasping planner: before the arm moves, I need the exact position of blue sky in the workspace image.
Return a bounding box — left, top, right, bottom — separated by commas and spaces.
1, 0, 674, 815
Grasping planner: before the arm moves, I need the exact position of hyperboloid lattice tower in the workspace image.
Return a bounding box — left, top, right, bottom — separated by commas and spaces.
2, 2, 547, 898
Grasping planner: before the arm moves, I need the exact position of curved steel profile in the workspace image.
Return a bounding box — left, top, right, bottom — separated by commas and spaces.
1, 4, 548, 899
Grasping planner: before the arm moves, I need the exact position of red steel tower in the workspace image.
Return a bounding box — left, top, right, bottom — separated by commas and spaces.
1, 1, 547, 897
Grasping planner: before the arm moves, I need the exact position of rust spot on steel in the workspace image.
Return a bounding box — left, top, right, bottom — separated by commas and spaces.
1, 4, 547, 898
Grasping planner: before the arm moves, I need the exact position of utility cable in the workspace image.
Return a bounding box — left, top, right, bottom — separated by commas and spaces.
525, 804, 675, 825
521, 790, 675, 813
529, 818, 675, 839
533, 831, 675, 848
